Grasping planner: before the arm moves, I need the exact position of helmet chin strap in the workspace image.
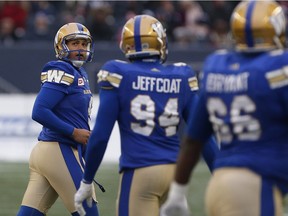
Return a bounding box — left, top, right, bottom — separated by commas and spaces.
71, 60, 84, 68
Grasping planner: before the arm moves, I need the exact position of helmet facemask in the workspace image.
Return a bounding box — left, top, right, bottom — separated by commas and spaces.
54, 23, 94, 68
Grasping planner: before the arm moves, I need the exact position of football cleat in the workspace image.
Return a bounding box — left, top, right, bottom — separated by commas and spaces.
230, 0, 286, 52
54, 22, 94, 67
120, 15, 168, 63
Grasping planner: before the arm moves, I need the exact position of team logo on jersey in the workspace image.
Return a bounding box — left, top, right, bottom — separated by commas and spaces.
78, 78, 84, 86
41, 70, 74, 86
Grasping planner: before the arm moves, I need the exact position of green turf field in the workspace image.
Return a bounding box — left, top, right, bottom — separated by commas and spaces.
0, 161, 210, 216
1, 161, 287, 216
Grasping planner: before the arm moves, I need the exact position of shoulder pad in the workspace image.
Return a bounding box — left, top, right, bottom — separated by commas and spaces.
97, 69, 123, 88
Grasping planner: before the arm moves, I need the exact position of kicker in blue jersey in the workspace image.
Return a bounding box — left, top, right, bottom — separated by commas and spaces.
18, 22, 99, 216
37, 60, 93, 147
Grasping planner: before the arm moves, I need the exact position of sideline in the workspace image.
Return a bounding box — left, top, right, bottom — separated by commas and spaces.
0, 94, 120, 162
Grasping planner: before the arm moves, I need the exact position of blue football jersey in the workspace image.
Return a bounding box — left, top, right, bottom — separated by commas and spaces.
37, 60, 93, 146
97, 59, 199, 170
188, 49, 288, 190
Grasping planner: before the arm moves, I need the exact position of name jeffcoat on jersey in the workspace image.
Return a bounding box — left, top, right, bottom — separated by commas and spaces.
37, 60, 92, 147
97, 59, 198, 171
190, 49, 288, 193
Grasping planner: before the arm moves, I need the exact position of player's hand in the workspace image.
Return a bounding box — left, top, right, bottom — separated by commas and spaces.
74, 181, 93, 216
160, 182, 191, 216
160, 196, 190, 216
72, 128, 91, 145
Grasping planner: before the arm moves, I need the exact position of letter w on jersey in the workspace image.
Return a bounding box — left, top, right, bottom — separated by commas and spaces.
41, 70, 74, 85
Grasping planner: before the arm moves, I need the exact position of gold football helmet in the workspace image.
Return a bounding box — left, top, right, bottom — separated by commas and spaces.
120, 15, 168, 63
231, 0, 286, 52
54, 22, 94, 67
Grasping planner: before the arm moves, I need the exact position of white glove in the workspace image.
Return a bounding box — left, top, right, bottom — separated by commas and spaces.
74, 181, 93, 216
160, 182, 190, 216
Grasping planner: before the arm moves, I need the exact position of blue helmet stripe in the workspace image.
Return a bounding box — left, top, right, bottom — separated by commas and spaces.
245, 0, 256, 47
134, 16, 142, 52
77, 23, 84, 32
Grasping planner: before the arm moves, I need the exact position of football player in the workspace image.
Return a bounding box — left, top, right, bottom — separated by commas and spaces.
17, 23, 100, 216
74, 15, 219, 216
161, 1, 288, 216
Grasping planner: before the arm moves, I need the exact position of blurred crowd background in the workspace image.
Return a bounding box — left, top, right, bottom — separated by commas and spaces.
2, 0, 288, 94
0, 0, 243, 48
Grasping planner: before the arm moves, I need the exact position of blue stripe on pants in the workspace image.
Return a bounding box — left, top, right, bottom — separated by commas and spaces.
59, 144, 99, 216
261, 178, 274, 216
119, 170, 134, 216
